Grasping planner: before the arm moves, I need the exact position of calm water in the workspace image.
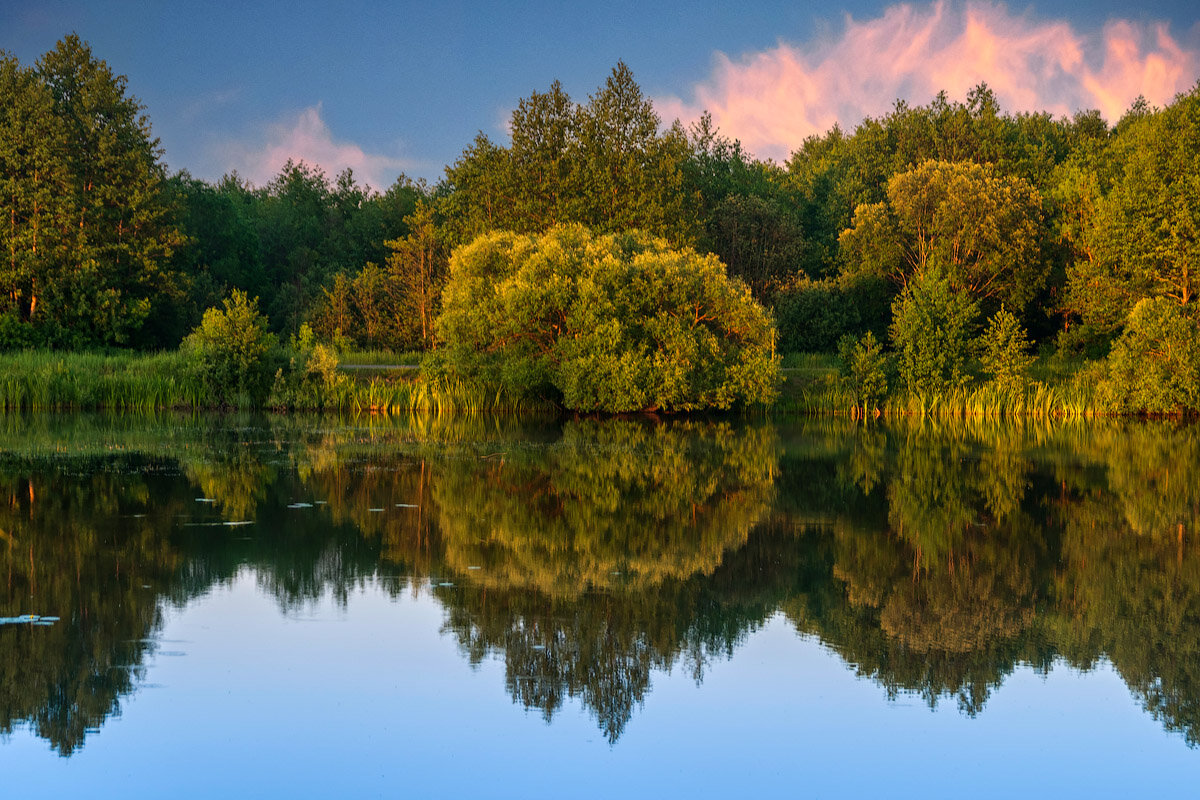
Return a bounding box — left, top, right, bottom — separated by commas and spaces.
0, 413, 1197, 797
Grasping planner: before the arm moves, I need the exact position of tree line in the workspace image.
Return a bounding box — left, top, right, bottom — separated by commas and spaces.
2, 36, 1198, 390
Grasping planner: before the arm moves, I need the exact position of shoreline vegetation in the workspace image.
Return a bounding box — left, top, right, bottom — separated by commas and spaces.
3, 36, 1200, 417
0, 346, 1145, 419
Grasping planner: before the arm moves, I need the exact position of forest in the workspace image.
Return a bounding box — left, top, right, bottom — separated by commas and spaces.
2, 35, 1199, 412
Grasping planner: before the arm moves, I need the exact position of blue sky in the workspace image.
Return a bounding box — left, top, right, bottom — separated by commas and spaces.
4, 1, 1199, 190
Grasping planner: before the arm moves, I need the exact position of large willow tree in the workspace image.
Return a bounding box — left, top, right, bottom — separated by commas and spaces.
431, 224, 780, 412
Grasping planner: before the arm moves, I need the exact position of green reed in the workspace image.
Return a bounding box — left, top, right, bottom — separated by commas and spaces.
0, 350, 198, 411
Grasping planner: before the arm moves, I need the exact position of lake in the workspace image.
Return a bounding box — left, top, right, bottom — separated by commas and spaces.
1, 413, 1197, 797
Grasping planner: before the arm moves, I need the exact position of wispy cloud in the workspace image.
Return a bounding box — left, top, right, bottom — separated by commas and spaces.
656, 1, 1200, 162
219, 104, 414, 191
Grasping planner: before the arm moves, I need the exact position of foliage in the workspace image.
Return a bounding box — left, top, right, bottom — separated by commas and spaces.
980, 306, 1035, 393
383, 202, 449, 348
840, 159, 1046, 314
440, 63, 697, 245
0, 350, 194, 410
432, 225, 780, 412
890, 267, 981, 396
1102, 297, 1200, 414
0, 36, 182, 348
774, 274, 891, 353
1061, 86, 1200, 336
838, 331, 889, 412
181, 290, 278, 406
266, 323, 353, 410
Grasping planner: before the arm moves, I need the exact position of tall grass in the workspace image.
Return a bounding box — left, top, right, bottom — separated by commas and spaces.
342, 375, 558, 415
336, 349, 422, 366
0, 347, 1112, 418
0, 350, 199, 411
785, 371, 1104, 418
0, 350, 557, 415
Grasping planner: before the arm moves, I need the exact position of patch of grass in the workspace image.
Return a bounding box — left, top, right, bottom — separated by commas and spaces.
337, 349, 422, 366
779, 352, 839, 371
343, 375, 558, 415
0, 350, 200, 411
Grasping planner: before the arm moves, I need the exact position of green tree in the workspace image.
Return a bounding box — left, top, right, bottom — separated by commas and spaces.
440, 63, 698, 245
838, 330, 889, 413
182, 290, 278, 406
1102, 297, 1200, 414
0, 52, 72, 346
840, 159, 1046, 314
385, 202, 448, 349
980, 306, 1035, 393
0, 37, 181, 347
707, 194, 805, 297
432, 225, 780, 412
890, 266, 981, 396
1062, 87, 1200, 339
34, 35, 181, 347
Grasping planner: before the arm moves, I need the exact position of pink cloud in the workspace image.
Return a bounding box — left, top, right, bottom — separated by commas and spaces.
656, 1, 1200, 162
224, 104, 413, 191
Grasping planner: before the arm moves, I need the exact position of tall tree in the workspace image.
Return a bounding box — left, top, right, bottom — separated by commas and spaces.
385, 202, 448, 349
1068, 87, 1200, 325
440, 63, 699, 246
0, 53, 73, 344
840, 159, 1046, 314
34, 34, 181, 347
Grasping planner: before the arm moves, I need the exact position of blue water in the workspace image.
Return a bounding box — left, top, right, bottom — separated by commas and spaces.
0, 414, 1196, 797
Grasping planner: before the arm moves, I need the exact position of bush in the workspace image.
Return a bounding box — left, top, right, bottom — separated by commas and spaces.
182, 290, 278, 406
890, 267, 980, 396
431, 225, 780, 412
1102, 297, 1200, 414
837, 330, 889, 412
980, 306, 1035, 392
267, 323, 349, 410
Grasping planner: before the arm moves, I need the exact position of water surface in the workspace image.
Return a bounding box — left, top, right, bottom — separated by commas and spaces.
1, 413, 1196, 796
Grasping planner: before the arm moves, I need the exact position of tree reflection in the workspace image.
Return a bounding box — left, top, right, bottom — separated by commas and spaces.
433, 419, 778, 596
437, 518, 805, 741
2, 413, 1199, 752
0, 456, 186, 755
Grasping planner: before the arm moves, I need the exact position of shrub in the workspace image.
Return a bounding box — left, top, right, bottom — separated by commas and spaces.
837, 330, 889, 413
1102, 297, 1200, 414
430, 225, 780, 413
182, 290, 278, 406
890, 266, 980, 396
980, 306, 1035, 392
268, 323, 349, 409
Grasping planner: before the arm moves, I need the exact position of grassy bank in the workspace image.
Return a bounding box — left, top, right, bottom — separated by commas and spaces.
0, 350, 554, 414
0, 348, 1159, 418
0, 351, 200, 411
779, 356, 1106, 418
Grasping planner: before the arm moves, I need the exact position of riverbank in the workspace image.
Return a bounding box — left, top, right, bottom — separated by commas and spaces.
1, 348, 1181, 418
0, 350, 551, 414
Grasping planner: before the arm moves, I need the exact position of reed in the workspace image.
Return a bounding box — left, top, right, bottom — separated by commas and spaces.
780, 370, 1109, 419
336, 348, 422, 367
0, 350, 197, 411
342, 375, 558, 415
0, 346, 1120, 419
